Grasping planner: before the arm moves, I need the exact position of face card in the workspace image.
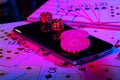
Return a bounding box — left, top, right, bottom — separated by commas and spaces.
0, 66, 25, 80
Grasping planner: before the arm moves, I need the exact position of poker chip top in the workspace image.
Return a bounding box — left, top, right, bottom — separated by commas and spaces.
60, 36, 90, 54
60, 29, 89, 40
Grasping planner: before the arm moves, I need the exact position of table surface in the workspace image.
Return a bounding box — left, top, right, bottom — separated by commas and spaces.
0, 0, 120, 80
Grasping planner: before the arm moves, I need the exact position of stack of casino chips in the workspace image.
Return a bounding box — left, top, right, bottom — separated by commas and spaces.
60, 29, 90, 55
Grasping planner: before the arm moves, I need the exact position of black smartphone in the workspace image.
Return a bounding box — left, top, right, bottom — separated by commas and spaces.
13, 21, 113, 65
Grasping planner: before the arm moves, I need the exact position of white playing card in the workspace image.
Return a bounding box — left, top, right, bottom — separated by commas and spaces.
98, 50, 120, 67
27, 0, 120, 23
36, 50, 70, 80
80, 2, 100, 23
88, 46, 120, 67
0, 21, 41, 67
0, 21, 28, 45
15, 53, 55, 80
15, 53, 53, 66
37, 48, 74, 68
0, 21, 30, 33
58, 1, 93, 22
73, 64, 102, 80
0, 21, 39, 51
0, 66, 25, 80
0, 43, 37, 67
40, 65, 82, 80
16, 65, 41, 80
114, 31, 120, 49
31, 50, 82, 80
87, 62, 120, 80
81, 28, 115, 44
54, 73, 81, 80
99, 3, 120, 22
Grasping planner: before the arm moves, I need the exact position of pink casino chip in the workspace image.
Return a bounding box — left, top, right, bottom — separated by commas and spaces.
60, 37, 90, 54
60, 29, 89, 40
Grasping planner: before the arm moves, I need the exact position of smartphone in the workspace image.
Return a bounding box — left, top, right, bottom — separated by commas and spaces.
13, 21, 113, 65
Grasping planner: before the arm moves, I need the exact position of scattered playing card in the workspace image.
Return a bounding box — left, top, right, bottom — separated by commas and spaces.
54, 73, 81, 80
16, 65, 41, 80
81, 28, 115, 44
98, 51, 120, 67
87, 62, 120, 80
40, 64, 82, 80
73, 64, 102, 80
114, 31, 120, 49
0, 43, 37, 67
27, 0, 120, 31
0, 66, 25, 80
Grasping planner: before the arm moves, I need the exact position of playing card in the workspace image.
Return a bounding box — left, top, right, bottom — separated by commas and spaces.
0, 21, 39, 51
0, 21, 41, 67
97, 49, 120, 67
94, 2, 120, 23
114, 31, 120, 49
81, 28, 115, 44
58, 2, 93, 22
87, 62, 120, 80
73, 64, 102, 80
40, 65, 82, 80
37, 48, 74, 68
16, 65, 41, 80
29, 1, 120, 31
91, 30, 120, 67
79, 2, 100, 23
0, 66, 25, 80
0, 43, 37, 67
35, 50, 82, 80
15, 52, 56, 80
27, 0, 120, 28
54, 73, 81, 80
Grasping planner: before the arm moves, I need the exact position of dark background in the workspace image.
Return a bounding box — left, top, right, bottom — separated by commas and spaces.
0, 0, 47, 23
